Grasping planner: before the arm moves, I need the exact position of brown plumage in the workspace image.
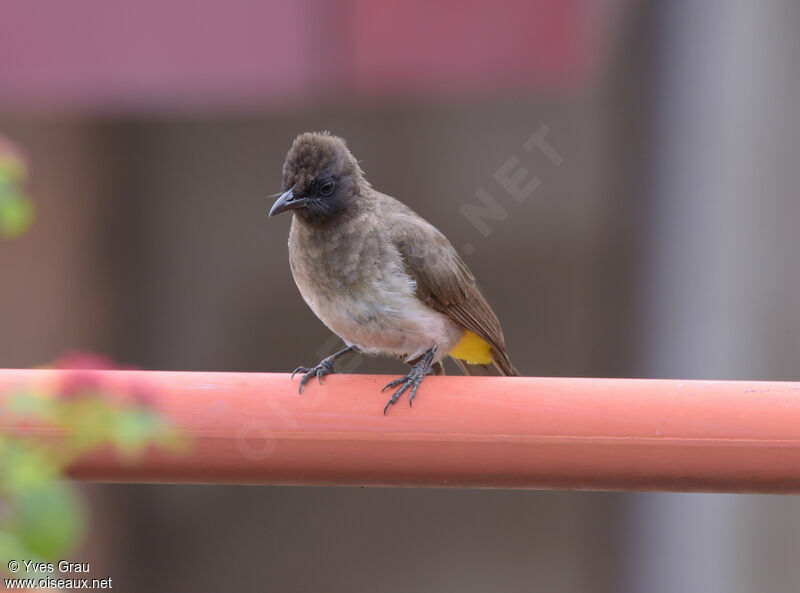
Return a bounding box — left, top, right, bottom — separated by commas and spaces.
386, 203, 517, 377
270, 131, 517, 412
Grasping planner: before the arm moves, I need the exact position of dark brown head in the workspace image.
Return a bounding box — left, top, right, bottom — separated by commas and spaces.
269, 131, 364, 225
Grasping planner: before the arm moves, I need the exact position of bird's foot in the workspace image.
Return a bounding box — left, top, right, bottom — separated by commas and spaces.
292, 358, 337, 394
381, 348, 436, 414
291, 346, 355, 394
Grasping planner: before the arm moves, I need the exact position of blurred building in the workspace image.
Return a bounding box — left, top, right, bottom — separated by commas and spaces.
1, 1, 799, 591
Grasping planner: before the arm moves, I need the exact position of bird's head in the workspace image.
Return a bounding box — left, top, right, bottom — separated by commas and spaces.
270, 131, 364, 224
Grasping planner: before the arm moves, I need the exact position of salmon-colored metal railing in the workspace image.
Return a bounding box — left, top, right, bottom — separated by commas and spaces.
2, 369, 800, 493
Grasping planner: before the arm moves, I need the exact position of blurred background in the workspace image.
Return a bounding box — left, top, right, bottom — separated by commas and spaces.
2, 0, 800, 591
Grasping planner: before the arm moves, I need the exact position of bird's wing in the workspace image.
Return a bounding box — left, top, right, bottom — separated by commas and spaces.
382, 198, 517, 375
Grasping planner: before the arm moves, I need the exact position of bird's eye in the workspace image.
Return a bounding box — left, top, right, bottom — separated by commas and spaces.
319, 179, 335, 196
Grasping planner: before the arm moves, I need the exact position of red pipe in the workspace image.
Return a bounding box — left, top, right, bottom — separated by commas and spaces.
2, 369, 800, 493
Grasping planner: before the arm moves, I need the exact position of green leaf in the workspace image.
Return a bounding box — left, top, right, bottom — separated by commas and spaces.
10, 482, 85, 560
0, 441, 62, 494
0, 192, 34, 238
111, 409, 161, 458
5, 392, 54, 421
61, 398, 115, 450
0, 531, 45, 577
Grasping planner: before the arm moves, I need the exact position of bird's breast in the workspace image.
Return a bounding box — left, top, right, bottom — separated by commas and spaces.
287, 219, 462, 361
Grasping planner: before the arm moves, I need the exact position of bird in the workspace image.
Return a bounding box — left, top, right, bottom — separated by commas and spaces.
269, 131, 518, 413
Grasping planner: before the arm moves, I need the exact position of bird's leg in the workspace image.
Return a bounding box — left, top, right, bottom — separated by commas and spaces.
292, 346, 355, 394
382, 347, 437, 413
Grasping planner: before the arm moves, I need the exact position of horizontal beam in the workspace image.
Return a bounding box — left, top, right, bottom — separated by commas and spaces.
2, 369, 800, 493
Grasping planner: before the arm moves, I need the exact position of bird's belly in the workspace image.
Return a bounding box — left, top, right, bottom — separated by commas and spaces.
297, 278, 462, 362
288, 221, 464, 361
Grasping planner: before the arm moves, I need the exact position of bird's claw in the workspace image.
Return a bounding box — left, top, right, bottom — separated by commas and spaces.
292, 359, 336, 394
382, 362, 429, 414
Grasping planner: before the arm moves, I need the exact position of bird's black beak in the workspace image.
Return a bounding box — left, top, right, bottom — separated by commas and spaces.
269, 188, 309, 217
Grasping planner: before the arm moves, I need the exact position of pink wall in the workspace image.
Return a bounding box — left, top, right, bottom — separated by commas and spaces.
0, 0, 590, 112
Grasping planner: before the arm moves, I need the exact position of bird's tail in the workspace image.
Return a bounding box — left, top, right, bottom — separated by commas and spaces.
453, 348, 519, 377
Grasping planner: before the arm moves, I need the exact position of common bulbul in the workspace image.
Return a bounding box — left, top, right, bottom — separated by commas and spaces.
270, 131, 518, 413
